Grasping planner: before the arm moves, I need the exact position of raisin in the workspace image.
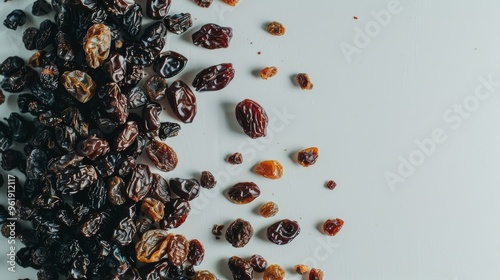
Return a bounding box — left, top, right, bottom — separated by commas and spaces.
28, 51, 45, 68
77, 135, 110, 160
114, 121, 139, 152
1, 149, 23, 171
159, 122, 181, 140
309, 268, 324, 280
36, 20, 58, 50
125, 43, 154, 66
326, 180, 337, 190
194, 270, 217, 280
161, 198, 191, 229
61, 70, 97, 103
149, 173, 171, 203
57, 166, 98, 194
0, 56, 25, 76
294, 264, 309, 275
126, 164, 153, 202
263, 264, 286, 280
250, 254, 268, 273
5, 113, 33, 142
169, 178, 200, 201
141, 21, 167, 55
187, 239, 205, 266
166, 234, 189, 266
104, 52, 127, 83
141, 197, 165, 222
296, 73, 313, 90
192, 23, 233, 49
266, 21, 285, 36
153, 51, 188, 78
235, 99, 268, 138
267, 219, 301, 245
147, 0, 171, 20
135, 229, 172, 263
23, 28, 40, 51
32, 0, 52, 16
193, 63, 235, 91
227, 182, 260, 204
125, 87, 148, 109
222, 0, 239, 6
194, 0, 213, 8
260, 66, 278, 80
2, 67, 37, 93
83, 23, 111, 69
3, 10, 26, 30
119, 4, 143, 38
225, 218, 253, 248
255, 160, 283, 179
80, 212, 103, 237
212, 224, 224, 237
167, 80, 197, 123
200, 171, 217, 189
297, 147, 319, 167
259, 201, 279, 218
146, 140, 178, 172
227, 152, 243, 164
323, 218, 344, 236
40, 65, 60, 90
165, 13, 193, 35
143, 102, 162, 138
228, 256, 253, 280
113, 217, 136, 246
144, 75, 168, 101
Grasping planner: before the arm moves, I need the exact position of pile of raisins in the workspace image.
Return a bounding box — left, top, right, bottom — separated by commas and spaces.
0, 1, 337, 280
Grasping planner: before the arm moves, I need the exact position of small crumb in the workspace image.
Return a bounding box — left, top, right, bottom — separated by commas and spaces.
326, 180, 337, 190
353, 16, 358, 19
212, 224, 224, 236
294, 264, 309, 275
222, 0, 238, 6
259, 66, 278, 80
257, 51, 261, 55
227, 152, 243, 165
266, 21, 285, 36
296, 73, 313, 90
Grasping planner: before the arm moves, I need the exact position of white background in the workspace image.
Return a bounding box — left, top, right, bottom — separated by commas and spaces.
1, 0, 500, 279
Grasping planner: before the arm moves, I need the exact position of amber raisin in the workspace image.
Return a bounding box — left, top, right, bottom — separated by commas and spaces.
83, 23, 111, 69
260, 66, 278, 80
227, 182, 260, 204
294, 264, 309, 275
298, 147, 319, 167
135, 229, 172, 263
166, 234, 189, 266
222, 0, 239, 6
309, 268, 323, 280
194, 270, 217, 280
260, 201, 279, 218
266, 21, 285, 36
200, 171, 217, 189
255, 160, 283, 179
141, 197, 165, 222
145, 140, 178, 172
323, 218, 344, 236
326, 180, 337, 190
227, 152, 243, 164
296, 73, 313, 90
263, 264, 285, 280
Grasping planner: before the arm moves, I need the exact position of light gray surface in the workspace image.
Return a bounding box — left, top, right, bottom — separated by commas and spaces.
1, 0, 500, 279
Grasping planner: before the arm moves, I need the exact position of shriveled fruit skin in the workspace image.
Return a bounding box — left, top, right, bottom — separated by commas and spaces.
255, 160, 283, 179
145, 140, 178, 172
235, 99, 268, 139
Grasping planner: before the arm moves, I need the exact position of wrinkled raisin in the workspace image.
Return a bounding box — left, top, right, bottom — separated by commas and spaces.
267, 21, 285, 36
298, 147, 319, 167
250, 254, 268, 273
260, 66, 278, 80
235, 99, 268, 138
3, 10, 26, 30
255, 160, 283, 179
227, 182, 260, 204
326, 180, 337, 190
167, 80, 197, 123
187, 239, 205, 266
260, 201, 279, 218
294, 264, 309, 275
194, 0, 213, 8
296, 73, 313, 90
135, 229, 172, 263
227, 152, 243, 164
309, 268, 324, 280
200, 171, 217, 189
323, 218, 344, 236
146, 140, 178, 172
267, 219, 301, 245
165, 13, 193, 35
264, 264, 285, 280
225, 218, 253, 248
222, 0, 239, 6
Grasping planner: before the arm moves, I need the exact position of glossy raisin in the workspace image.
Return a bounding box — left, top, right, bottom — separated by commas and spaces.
149, 173, 171, 203
56, 165, 98, 195
167, 80, 197, 123
225, 218, 253, 248
40, 65, 59, 90
169, 178, 200, 201
159, 122, 181, 140
125, 87, 148, 109
267, 219, 301, 245
135, 229, 172, 263
126, 164, 153, 202
77, 135, 110, 160
161, 198, 191, 229
193, 63, 235, 92
83, 23, 111, 69
323, 218, 344, 236
141, 197, 165, 222
23, 28, 41, 50
80, 212, 103, 237
2, 67, 37, 93
125, 44, 154, 66
227, 182, 260, 205
228, 256, 253, 280
260, 201, 279, 218
166, 234, 189, 266
192, 23, 232, 49
200, 171, 216, 189
3, 10, 26, 30
144, 75, 168, 101
36, 20, 58, 50
153, 51, 188, 78
255, 160, 283, 179
266, 21, 285, 36
309, 268, 324, 280
250, 254, 268, 273
194, 0, 213, 8
61, 70, 97, 103
107, 176, 126, 205
263, 264, 285, 280
104, 52, 127, 83
298, 147, 319, 167
227, 152, 243, 164
325, 180, 337, 190
235, 99, 268, 138
147, 0, 171, 19
296, 73, 313, 90
0, 56, 25, 76
165, 13, 193, 35
119, 4, 143, 38
113, 217, 136, 246
260, 66, 278, 80
32, 0, 52, 16
5, 113, 33, 142
142, 102, 162, 138
146, 140, 178, 172
187, 239, 205, 266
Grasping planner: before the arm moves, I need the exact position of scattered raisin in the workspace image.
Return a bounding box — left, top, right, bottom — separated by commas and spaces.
326, 180, 337, 190
294, 264, 309, 275
227, 182, 260, 204
200, 171, 217, 189
266, 21, 285, 36
296, 73, 313, 90
192, 63, 235, 92
166, 234, 189, 266
260, 201, 279, 218
212, 224, 224, 237
323, 218, 344, 236
194, 0, 213, 8
255, 160, 283, 179
3, 10, 26, 30
227, 152, 243, 164
267, 219, 301, 245
235, 99, 268, 138
192, 23, 233, 49
309, 268, 324, 280
167, 80, 197, 123
260, 66, 278, 80
222, 0, 239, 6
298, 147, 319, 167
228, 256, 253, 280
225, 218, 253, 248
263, 264, 286, 280
250, 254, 268, 273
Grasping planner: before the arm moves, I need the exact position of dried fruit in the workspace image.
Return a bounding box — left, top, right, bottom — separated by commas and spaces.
166, 234, 189, 266
227, 182, 260, 204
61, 70, 97, 103
192, 23, 233, 49
225, 218, 253, 248
260, 66, 278, 80
255, 160, 283, 179
259, 201, 279, 218
266, 21, 285, 36
326, 180, 337, 190
126, 164, 153, 202
323, 218, 344, 236
153, 51, 188, 78
113, 217, 136, 246
161, 198, 191, 229
194, 0, 213, 8
159, 122, 181, 140
267, 219, 301, 245
135, 229, 172, 263
114, 121, 139, 152
165, 13, 193, 35
200, 171, 217, 189
141, 197, 165, 222
167, 80, 197, 123
144, 75, 168, 101
235, 99, 268, 138
228, 256, 253, 280
147, 0, 171, 19
250, 254, 268, 273
32, 0, 52, 16
188, 239, 205, 266
212, 224, 224, 237
296, 73, 313, 90
83, 23, 111, 69
298, 147, 319, 167
107, 176, 126, 205
263, 264, 285, 280
227, 152, 243, 164
294, 264, 309, 275
3, 10, 26, 30
222, 0, 239, 6
170, 178, 200, 201
193, 63, 235, 91
146, 140, 178, 172
194, 270, 217, 280
309, 268, 323, 280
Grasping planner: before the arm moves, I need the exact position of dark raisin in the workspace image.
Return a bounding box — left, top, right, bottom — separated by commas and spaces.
0, 56, 25, 76
153, 51, 188, 78
169, 178, 200, 201
322, 218, 344, 236
159, 122, 181, 140
125, 87, 148, 109
144, 75, 168, 101
5, 113, 33, 142
298, 147, 319, 167
36, 20, 58, 50
40, 65, 60, 90
228, 256, 253, 280
250, 254, 268, 273
296, 73, 313, 90
325, 180, 337, 190
147, 0, 171, 20
104, 52, 127, 83
225, 218, 253, 248
126, 164, 153, 202
165, 13, 193, 35
194, 0, 213, 8
192, 23, 232, 49
227, 152, 243, 164
146, 140, 178, 172
161, 198, 191, 229
267, 219, 301, 245
227, 182, 260, 205
3, 10, 26, 30
32, 0, 52, 16
200, 171, 216, 189
235, 99, 269, 139
192, 63, 235, 92
167, 80, 197, 123
187, 239, 205, 266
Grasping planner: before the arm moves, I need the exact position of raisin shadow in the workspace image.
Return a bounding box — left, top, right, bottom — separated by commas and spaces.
221, 101, 243, 135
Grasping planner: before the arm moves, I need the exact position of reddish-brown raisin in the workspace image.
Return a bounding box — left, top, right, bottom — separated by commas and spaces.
298, 147, 319, 167
187, 239, 205, 266
227, 152, 243, 164
200, 171, 217, 189
228, 256, 253, 280
227, 182, 260, 204
166, 234, 189, 266
267, 219, 301, 245
266, 21, 285, 36
145, 140, 178, 172
225, 218, 253, 248
263, 264, 285, 280
326, 180, 337, 190
323, 218, 344, 236
141, 197, 165, 222
309, 268, 323, 280
249, 254, 268, 273
235, 99, 268, 138
135, 229, 172, 263
260, 66, 278, 80
296, 73, 313, 90
255, 160, 283, 179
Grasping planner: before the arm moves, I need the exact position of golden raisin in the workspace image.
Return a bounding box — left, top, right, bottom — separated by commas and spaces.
309, 268, 323, 280
263, 264, 285, 280
259, 201, 279, 218
222, 0, 239, 6
266, 21, 285, 36
296, 73, 313, 90
194, 270, 218, 280
255, 160, 283, 179
140, 197, 165, 222
28, 50, 45, 68
326, 180, 337, 190
83, 23, 111, 69
294, 264, 309, 275
260, 66, 278, 80
135, 230, 172, 263
61, 70, 97, 103
298, 147, 319, 167
323, 218, 344, 236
